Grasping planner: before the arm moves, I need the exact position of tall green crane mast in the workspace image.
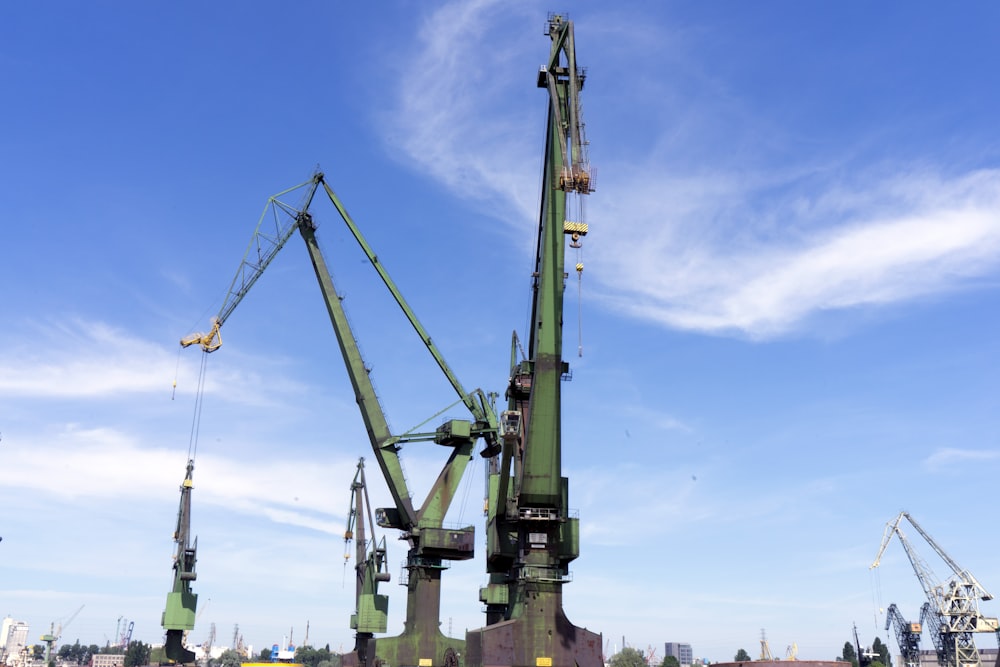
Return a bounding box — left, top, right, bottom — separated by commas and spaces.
162, 460, 198, 664
871, 511, 998, 667
466, 14, 603, 667
181, 172, 501, 667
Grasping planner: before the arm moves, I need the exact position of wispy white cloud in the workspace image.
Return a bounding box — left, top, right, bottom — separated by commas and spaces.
0, 319, 178, 398
387, 0, 540, 227
596, 167, 1000, 338
923, 446, 1000, 471
571, 460, 848, 548
0, 424, 350, 535
619, 403, 692, 433
0, 318, 310, 407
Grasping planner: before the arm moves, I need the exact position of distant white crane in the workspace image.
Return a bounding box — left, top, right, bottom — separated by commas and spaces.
871, 511, 998, 667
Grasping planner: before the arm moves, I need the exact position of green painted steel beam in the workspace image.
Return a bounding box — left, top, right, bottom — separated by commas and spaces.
161, 460, 198, 664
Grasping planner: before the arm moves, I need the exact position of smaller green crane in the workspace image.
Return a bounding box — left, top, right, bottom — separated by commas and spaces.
40, 605, 84, 665
344, 458, 390, 667
162, 460, 198, 664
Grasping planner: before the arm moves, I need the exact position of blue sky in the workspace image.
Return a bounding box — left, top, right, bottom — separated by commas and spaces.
3, 0, 1000, 663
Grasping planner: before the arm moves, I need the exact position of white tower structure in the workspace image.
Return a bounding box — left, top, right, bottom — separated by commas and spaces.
1, 618, 29, 666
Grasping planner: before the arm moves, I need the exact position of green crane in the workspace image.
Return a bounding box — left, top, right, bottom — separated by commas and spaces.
40, 605, 84, 666
344, 458, 390, 667
465, 13, 603, 667
182, 172, 501, 667
162, 460, 198, 664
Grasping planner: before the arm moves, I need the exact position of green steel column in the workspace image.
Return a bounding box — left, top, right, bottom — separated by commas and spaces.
297, 214, 418, 528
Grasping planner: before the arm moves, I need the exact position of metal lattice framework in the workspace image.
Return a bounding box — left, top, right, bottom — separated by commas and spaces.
886, 603, 922, 667
872, 512, 998, 667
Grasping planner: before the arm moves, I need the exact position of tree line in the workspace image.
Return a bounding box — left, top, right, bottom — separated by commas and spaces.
607, 635, 892, 667
51, 640, 150, 667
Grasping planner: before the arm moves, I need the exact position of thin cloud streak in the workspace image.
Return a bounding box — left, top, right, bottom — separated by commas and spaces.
923, 447, 1000, 471
597, 168, 1000, 338
389, 0, 540, 226
0, 425, 350, 535
0, 320, 178, 398
0, 318, 313, 408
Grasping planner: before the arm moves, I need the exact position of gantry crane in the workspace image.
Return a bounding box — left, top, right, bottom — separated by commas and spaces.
871, 511, 998, 667
344, 458, 390, 667
885, 604, 922, 667
161, 460, 198, 664
181, 172, 501, 667
464, 13, 603, 667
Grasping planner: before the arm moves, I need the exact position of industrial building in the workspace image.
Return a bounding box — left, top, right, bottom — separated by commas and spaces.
0, 618, 29, 666
90, 655, 124, 667
665, 643, 694, 666
900, 650, 999, 667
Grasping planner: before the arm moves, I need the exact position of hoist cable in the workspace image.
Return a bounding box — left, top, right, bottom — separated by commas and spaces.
576, 243, 584, 358
456, 452, 479, 525
570, 192, 585, 358
187, 351, 209, 462
171, 346, 183, 401
870, 566, 884, 628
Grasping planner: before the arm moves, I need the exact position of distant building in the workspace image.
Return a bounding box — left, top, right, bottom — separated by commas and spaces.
90, 654, 124, 667
1, 618, 29, 666
665, 643, 694, 666
897, 649, 998, 667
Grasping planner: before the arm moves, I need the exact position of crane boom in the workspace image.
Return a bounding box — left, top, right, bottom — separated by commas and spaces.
902, 513, 993, 602
318, 178, 500, 454
872, 512, 944, 609
295, 182, 477, 667
295, 205, 416, 526
180, 180, 322, 352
